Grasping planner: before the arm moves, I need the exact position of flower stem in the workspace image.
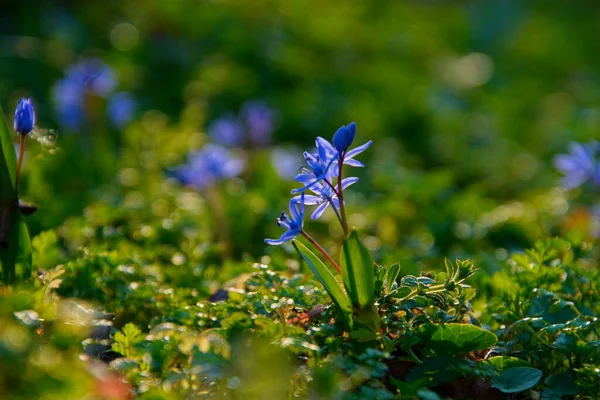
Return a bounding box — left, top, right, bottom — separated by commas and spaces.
327, 197, 344, 227
323, 179, 345, 228
15, 135, 26, 197
337, 154, 349, 237
301, 231, 342, 275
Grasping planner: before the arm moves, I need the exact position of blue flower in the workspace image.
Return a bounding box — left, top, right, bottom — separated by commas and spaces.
107, 92, 136, 128
208, 114, 245, 147
172, 144, 245, 190
291, 128, 372, 195
332, 122, 356, 152
14, 98, 35, 135
265, 193, 305, 245
52, 58, 135, 131
241, 101, 276, 146
554, 141, 600, 189
293, 174, 358, 219
317, 134, 373, 169
291, 139, 339, 194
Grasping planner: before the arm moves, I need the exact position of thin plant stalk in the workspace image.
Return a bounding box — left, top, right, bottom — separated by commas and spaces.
301, 230, 342, 275
14, 135, 25, 196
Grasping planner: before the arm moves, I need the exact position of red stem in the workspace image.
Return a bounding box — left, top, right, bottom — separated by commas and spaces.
15, 135, 25, 197
301, 231, 342, 275
336, 154, 349, 237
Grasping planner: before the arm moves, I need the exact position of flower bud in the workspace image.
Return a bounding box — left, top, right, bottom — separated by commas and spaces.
14, 98, 35, 135
332, 122, 356, 152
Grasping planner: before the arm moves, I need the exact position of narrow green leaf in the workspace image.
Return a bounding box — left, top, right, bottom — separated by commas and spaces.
340, 230, 374, 309
293, 240, 352, 326
0, 105, 17, 201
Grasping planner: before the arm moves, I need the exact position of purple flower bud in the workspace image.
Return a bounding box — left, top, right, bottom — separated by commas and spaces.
332, 122, 356, 152
14, 98, 35, 135
14, 99, 35, 135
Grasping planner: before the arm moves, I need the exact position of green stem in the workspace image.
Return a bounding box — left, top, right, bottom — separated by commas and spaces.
301, 231, 342, 275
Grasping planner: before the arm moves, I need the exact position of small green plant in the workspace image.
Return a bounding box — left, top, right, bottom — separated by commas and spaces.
0, 101, 33, 283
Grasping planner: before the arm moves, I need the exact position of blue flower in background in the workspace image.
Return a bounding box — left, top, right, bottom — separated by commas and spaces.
208, 114, 245, 147
173, 144, 245, 190
14, 98, 35, 135
270, 147, 303, 179
554, 141, 600, 189
265, 193, 305, 245
208, 100, 277, 148
293, 173, 358, 220
107, 92, 136, 128
52, 58, 135, 130
241, 101, 276, 146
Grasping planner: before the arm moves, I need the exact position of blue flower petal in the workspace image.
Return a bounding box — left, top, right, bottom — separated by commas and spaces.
311, 201, 330, 220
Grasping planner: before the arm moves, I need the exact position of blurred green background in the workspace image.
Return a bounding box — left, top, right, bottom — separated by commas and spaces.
2, 0, 599, 271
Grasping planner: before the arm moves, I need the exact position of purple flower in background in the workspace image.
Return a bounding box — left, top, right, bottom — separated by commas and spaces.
208, 114, 245, 147
241, 101, 276, 146
554, 141, 600, 189
207, 100, 277, 148
173, 144, 245, 190
270, 147, 304, 179
107, 92, 136, 128
52, 58, 135, 130
66, 58, 116, 96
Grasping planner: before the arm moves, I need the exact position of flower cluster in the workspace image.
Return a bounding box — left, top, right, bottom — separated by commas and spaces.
266, 122, 371, 245
52, 58, 136, 130
171, 144, 245, 190
209, 101, 277, 148
554, 141, 600, 190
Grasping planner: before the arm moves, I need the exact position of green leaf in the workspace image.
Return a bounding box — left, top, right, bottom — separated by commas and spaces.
393, 286, 413, 299
486, 356, 530, 371
417, 323, 497, 356
293, 240, 352, 327
340, 230, 374, 309
491, 367, 543, 393
0, 106, 17, 199
385, 263, 401, 294
544, 373, 579, 396
406, 356, 472, 386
